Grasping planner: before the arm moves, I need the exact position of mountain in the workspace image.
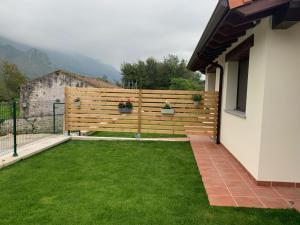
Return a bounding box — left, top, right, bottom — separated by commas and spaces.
46, 50, 121, 82
0, 45, 53, 79
0, 36, 121, 82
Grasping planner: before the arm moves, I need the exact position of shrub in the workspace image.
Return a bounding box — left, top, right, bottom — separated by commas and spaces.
192, 94, 202, 102
162, 101, 172, 109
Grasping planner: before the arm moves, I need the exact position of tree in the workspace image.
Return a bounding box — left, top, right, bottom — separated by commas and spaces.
169, 78, 203, 90
0, 61, 27, 101
101, 75, 108, 82
121, 55, 201, 90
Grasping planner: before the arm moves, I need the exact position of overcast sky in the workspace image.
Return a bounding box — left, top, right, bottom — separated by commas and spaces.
0, 0, 218, 69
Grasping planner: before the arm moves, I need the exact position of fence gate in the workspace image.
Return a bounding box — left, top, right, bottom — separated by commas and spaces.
65, 87, 219, 137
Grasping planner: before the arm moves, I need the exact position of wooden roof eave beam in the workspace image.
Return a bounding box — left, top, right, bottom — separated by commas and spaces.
234, 0, 290, 16
272, 1, 300, 29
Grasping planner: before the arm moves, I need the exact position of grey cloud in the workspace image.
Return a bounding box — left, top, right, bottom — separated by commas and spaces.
0, 0, 218, 69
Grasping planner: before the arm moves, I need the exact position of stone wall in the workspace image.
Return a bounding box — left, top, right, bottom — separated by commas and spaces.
20, 71, 93, 117
0, 115, 64, 135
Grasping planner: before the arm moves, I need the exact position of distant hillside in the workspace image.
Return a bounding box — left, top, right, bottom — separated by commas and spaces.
46, 50, 122, 82
0, 36, 121, 82
0, 45, 53, 79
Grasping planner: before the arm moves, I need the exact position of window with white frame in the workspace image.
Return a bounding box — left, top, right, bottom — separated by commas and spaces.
225, 35, 253, 116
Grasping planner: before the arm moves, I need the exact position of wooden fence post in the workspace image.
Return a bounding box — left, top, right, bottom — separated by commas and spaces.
137, 89, 142, 136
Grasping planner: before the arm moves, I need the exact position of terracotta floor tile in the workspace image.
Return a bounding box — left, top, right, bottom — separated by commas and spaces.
213, 158, 228, 163
252, 187, 281, 199
202, 178, 224, 187
204, 182, 226, 189
218, 168, 237, 174
274, 187, 300, 200
215, 164, 235, 170
221, 172, 242, 180
260, 197, 289, 209
228, 186, 254, 197
200, 167, 218, 173
223, 180, 246, 189
208, 195, 237, 207
206, 186, 231, 196
235, 197, 264, 208
189, 135, 300, 212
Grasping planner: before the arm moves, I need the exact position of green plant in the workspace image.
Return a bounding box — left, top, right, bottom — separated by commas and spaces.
162, 101, 172, 109
74, 97, 80, 103
192, 94, 202, 102
0, 118, 5, 125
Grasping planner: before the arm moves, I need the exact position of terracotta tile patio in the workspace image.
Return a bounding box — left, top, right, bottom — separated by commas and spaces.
188, 135, 300, 212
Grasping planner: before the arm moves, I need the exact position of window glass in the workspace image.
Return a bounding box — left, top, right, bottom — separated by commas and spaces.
236, 57, 249, 112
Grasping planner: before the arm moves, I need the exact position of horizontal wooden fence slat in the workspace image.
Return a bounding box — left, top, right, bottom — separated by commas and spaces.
65, 87, 219, 137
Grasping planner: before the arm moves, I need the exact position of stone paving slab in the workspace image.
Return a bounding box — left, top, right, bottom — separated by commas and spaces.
0, 133, 53, 156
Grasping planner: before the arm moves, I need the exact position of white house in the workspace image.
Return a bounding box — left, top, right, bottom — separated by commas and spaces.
188, 0, 300, 186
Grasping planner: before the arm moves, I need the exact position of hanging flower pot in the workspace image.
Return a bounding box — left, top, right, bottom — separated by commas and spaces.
118, 99, 133, 114
74, 97, 81, 109
161, 108, 175, 115
192, 94, 202, 108
119, 107, 133, 113
161, 101, 175, 115
193, 101, 200, 107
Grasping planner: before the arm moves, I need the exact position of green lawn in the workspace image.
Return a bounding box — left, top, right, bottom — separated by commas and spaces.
90, 131, 186, 138
0, 141, 299, 225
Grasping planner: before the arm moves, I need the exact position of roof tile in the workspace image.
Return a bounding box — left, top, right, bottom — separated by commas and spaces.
228, 0, 253, 9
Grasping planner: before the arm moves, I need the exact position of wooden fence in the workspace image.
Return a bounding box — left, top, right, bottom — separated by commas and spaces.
65, 87, 219, 136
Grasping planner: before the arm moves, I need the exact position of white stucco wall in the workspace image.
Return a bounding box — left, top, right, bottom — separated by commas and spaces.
258, 21, 300, 182
217, 19, 270, 179
216, 18, 300, 182
205, 73, 216, 91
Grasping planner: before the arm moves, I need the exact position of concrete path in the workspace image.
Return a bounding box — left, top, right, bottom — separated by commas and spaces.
71, 136, 188, 142
0, 135, 70, 169
0, 133, 52, 156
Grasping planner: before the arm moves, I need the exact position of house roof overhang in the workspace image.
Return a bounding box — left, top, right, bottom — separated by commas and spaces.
187, 0, 300, 73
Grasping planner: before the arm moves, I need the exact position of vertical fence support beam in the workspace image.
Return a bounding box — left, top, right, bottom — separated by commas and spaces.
12, 100, 18, 157
137, 89, 142, 138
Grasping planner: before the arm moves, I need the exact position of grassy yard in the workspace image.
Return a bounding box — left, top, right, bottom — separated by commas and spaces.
90, 131, 186, 138
0, 141, 299, 225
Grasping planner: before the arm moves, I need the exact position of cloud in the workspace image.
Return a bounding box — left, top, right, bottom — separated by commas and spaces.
0, 0, 218, 69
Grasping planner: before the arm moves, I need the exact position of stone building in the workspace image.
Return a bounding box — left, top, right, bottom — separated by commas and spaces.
20, 70, 116, 117
18, 70, 116, 133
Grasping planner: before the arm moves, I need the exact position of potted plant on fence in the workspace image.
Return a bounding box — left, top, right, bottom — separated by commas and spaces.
74, 97, 81, 109
192, 94, 202, 108
118, 99, 133, 113
161, 101, 175, 115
